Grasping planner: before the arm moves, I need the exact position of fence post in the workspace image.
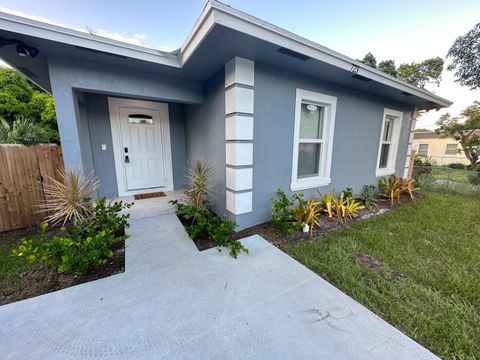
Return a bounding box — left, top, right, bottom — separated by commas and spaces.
407, 150, 416, 180
447, 166, 452, 187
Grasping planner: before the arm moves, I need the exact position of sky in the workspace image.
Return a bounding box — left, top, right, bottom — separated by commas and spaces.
0, 0, 479, 129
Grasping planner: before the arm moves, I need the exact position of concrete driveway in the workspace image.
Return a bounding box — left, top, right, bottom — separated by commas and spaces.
0, 214, 438, 359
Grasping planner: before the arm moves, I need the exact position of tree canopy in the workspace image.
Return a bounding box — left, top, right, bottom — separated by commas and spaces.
360, 52, 444, 88
447, 23, 480, 90
435, 101, 480, 167
0, 67, 58, 143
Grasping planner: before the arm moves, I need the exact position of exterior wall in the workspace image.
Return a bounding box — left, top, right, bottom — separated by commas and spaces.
48, 54, 202, 171
82, 92, 187, 198
234, 62, 414, 229
185, 70, 227, 217
412, 137, 469, 165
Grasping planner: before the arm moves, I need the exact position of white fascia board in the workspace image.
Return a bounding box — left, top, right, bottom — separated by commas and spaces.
0, 12, 180, 67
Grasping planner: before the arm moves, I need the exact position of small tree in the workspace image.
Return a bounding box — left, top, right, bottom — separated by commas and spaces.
378, 60, 397, 77
447, 23, 480, 90
361, 52, 377, 68
435, 102, 480, 167
397, 57, 444, 88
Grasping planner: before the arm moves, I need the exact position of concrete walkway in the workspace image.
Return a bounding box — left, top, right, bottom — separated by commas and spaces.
0, 214, 438, 359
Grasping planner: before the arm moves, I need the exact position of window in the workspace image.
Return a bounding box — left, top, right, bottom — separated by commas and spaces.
418, 144, 429, 157
128, 114, 153, 124
291, 89, 337, 190
376, 108, 403, 177
445, 144, 458, 155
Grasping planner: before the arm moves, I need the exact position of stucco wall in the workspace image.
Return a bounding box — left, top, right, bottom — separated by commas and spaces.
82, 92, 187, 198
48, 55, 202, 171
235, 63, 414, 229
185, 70, 227, 216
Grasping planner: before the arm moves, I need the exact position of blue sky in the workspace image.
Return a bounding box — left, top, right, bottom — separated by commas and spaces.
1, 0, 479, 127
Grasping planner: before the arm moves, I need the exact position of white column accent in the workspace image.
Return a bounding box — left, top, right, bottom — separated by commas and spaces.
403, 107, 418, 178
225, 57, 254, 215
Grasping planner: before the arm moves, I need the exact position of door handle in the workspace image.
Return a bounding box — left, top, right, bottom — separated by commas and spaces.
125, 155, 130, 163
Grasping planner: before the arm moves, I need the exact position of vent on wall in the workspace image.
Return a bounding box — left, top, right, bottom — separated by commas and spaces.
351, 74, 372, 82
277, 47, 310, 61
17, 66, 37, 79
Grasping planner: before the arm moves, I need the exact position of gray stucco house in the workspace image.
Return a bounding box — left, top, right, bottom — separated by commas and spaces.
0, 1, 451, 229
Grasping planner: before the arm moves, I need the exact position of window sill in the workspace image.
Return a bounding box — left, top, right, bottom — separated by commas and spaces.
375, 168, 395, 178
290, 177, 331, 191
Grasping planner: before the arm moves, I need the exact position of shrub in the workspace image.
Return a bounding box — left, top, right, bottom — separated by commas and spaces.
341, 187, 354, 200
184, 159, 214, 207
448, 162, 466, 170
316, 190, 335, 218
170, 200, 248, 258
358, 184, 379, 210
42, 168, 99, 225
0, 116, 50, 145
379, 175, 417, 204
12, 199, 131, 274
413, 156, 432, 180
271, 189, 303, 234
468, 165, 480, 185
290, 194, 322, 235
332, 192, 365, 221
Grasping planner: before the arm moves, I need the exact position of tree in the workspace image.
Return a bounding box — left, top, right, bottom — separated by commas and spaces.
361, 52, 377, 68
378, 60, 397, 77
397, 57, 443, 88
0, 117, 50, 145
360, 53, 444, 88
447, 23, 480, 90
435, 101, 480, 167
0, 67, 59, 142
414, 128, 431, 133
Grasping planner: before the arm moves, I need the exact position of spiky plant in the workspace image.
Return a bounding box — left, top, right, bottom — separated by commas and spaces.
184, 159, 214, 207
41, 168, 99, 225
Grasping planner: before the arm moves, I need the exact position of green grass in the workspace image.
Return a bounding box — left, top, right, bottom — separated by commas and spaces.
431, 166, 470, 183
283, 192, 480, 359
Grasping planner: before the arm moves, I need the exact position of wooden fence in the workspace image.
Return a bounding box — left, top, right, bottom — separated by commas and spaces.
0, 144, 64, 232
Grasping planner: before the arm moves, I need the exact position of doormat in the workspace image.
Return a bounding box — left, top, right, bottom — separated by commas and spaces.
133, 192, 166, 200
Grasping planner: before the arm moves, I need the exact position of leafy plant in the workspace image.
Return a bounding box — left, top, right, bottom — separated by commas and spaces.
448, 162, 466, 170
271, 189, 303, 234
379, 175, 417, 205
358, 184, 379, 210
12, 199, 131, 274
316, 190, 335, 218
0, 116, 50, 145
169, 200, 248, 258
41, 169, 99, 226
329, 192, 365, 222
341, 187, 354, 200
291, 194, 322, 235
184, 159, 214, 207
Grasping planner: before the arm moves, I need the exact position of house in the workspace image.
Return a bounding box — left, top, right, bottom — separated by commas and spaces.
0, 1, 451, 229
413, 132, 469, 165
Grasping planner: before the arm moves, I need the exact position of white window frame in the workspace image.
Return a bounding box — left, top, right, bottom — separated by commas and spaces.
291, 89, 337, 191
376, 108, 403, 177
418, 143, 429, 157
445, 143, 458, 155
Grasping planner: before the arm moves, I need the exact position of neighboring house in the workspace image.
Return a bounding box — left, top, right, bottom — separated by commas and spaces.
0, 1, 451, 229
413, 132, 469, 165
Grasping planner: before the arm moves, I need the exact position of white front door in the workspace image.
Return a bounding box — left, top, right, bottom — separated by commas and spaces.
119, 108, 165, 190
108, 98, 174, 196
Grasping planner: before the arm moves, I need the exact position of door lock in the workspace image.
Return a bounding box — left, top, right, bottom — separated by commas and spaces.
125, 155, 130, 163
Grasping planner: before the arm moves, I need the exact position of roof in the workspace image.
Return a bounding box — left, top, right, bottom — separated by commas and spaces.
413, 132, 441, 139
0, 0, 452, 109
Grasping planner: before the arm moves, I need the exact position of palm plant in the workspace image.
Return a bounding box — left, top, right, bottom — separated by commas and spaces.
184, 159, 214, 207
291, 195, 322, 235
41, 168, 99, 225
0, 116, 49, 145
316, 190, 335, 218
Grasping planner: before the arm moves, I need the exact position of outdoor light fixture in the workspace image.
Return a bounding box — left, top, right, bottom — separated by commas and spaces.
0, 37, 39, 58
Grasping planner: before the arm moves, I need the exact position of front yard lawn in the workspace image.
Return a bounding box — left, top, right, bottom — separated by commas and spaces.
283, 192, 480, 359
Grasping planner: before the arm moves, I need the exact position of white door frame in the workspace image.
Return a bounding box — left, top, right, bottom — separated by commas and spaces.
107, 97, 174, 197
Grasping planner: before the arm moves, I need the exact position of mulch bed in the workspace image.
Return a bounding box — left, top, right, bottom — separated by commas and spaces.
0, 224, 125, 306
232, 194, 419, 247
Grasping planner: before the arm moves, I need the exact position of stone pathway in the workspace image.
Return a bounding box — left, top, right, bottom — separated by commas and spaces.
0, 214, 438, 359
